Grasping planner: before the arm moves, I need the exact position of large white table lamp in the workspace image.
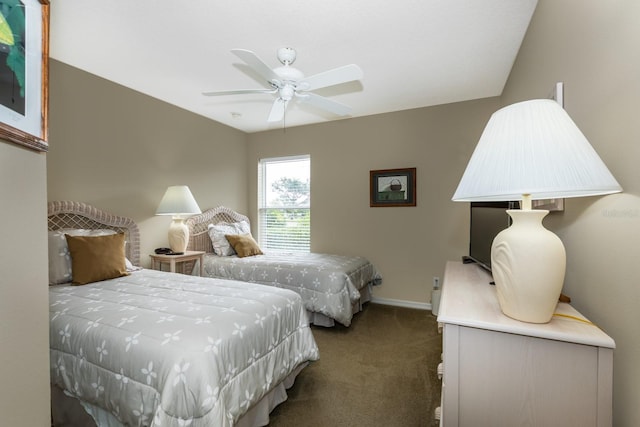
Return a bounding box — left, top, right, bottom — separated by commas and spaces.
156, 185, 202, 254
452, 99, 622, 323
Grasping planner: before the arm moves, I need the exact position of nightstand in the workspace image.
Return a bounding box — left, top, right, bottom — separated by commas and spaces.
149, 250, 205, 276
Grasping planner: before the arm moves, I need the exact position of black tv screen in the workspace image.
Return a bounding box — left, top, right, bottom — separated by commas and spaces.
468, 202, 515, 271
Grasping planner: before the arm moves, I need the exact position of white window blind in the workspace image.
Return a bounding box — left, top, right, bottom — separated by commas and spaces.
258, 155, 310, 252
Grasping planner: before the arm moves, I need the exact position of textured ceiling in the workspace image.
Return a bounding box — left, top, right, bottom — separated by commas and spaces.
49, 0, 537, 133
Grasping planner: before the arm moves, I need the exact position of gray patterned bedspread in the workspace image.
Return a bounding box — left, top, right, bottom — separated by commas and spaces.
201, 252, 382, 326
49, 269, 319, 427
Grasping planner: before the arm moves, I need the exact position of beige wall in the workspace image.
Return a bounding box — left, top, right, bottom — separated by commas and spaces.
0, 143, 50, 425
47, 60, 248, 266
247, 98, 500, 304
502, 1, 640, 425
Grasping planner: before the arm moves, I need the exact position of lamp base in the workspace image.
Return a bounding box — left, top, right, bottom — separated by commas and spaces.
491, 209, 566, 323
168, 218, 189, 253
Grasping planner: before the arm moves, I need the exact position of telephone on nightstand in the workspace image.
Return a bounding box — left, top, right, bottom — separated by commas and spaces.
154, 247, 183, 255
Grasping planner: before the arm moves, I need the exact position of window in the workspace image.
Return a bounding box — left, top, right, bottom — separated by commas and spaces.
258, 155, 310, 252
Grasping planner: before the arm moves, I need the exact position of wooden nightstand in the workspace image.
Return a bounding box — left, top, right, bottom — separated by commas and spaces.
149, 251, 205, 276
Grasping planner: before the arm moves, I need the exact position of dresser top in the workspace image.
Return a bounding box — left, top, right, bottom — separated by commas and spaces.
437, 261, 615, 348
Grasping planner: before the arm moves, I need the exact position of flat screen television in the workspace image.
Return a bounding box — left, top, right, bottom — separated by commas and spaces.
466, 201, 517, 272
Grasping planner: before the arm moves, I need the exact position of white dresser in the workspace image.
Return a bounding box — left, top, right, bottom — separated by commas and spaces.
436, 261, 615, 427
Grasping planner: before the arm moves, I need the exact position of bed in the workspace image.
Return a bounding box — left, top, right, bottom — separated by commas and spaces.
48, 201, 319, 427
185, 206, 382, 327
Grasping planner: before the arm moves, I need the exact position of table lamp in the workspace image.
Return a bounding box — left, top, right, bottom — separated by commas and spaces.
155, 185, 202, 253
452, 99, 622, 323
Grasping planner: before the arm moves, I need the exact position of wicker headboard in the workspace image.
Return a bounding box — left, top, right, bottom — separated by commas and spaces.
186, 206, 249, 253
47, 201, 141, 266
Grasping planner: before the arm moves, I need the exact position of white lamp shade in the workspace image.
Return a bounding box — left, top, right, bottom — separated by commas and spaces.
156, 185, 202, 216
452, 99, 622, 202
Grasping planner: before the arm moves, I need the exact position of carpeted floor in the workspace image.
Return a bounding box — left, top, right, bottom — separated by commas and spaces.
268, 303, 443, 426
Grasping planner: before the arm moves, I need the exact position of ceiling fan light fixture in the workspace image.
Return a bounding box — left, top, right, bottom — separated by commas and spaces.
279, 85, 295, 101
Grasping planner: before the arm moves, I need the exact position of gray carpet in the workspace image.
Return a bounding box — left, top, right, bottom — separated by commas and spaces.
268, 303, 442, 426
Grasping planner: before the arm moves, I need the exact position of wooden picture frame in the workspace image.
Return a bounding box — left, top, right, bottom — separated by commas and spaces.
0, 0, 49, 152
370, 167, 416, 207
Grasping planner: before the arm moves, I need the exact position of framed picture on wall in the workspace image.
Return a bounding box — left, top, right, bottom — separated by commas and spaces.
370, 167, 416, 207
0, 0, 49, 152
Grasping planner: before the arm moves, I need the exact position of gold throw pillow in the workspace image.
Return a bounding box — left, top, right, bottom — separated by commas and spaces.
225, 233, 264, 258
65, 233, 129, 285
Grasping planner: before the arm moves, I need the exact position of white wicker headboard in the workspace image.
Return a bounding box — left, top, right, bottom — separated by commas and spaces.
186, 206, 249, 253
47, 201, 141, 266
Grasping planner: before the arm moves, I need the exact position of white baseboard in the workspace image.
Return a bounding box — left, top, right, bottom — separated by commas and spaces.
371, 296, 431, 311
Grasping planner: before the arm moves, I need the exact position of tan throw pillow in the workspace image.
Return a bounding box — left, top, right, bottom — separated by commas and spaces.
48, 228, 118, 285
65, 233, 129, 285
225, 234, 263, 258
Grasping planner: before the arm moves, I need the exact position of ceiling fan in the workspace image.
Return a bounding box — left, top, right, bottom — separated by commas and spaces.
203, 47, 363, 122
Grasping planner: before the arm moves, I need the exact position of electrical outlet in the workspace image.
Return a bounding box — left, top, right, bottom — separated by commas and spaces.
433, 276, 440, 289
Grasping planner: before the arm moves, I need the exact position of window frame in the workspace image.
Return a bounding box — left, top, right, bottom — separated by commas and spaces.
257, 155, 311, 253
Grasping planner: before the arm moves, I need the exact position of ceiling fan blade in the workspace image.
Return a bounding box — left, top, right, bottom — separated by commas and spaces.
202, 88, 276, 96
298, 92, 352, 116
267, 98, 289, 122
299, 64, 363, 91
231, 49, 280, 86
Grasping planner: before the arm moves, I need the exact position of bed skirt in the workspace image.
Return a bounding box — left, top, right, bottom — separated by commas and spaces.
51, 363, 308, 427
307, 283, 372, 327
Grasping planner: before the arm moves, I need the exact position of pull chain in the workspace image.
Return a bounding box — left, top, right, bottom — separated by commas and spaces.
282, 104, 287, 133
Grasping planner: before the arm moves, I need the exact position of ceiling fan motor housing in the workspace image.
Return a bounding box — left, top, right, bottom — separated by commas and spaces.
274, 65, 304, 83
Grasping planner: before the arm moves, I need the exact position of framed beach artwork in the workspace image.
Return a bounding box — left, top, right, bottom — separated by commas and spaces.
0, 0, 49, 152
370, 167, 417, 207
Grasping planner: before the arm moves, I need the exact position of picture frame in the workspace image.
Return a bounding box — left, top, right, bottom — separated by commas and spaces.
0, 0, 49, 152
370, 167, 416, 207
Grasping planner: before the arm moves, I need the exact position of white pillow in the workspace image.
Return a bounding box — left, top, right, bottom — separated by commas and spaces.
207, 221, 251, 256
48, 229, 119, 284
125, 257, 141, 272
